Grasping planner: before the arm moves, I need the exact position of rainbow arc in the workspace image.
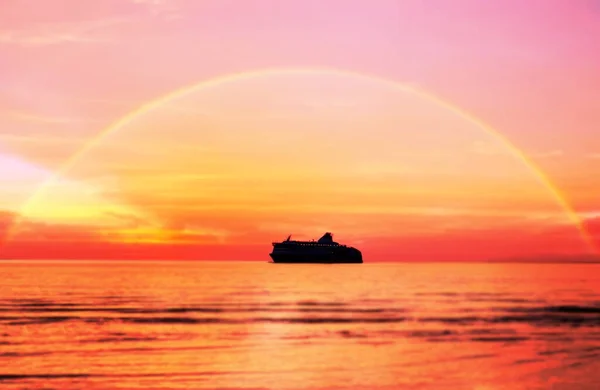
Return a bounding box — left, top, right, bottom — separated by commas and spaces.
2, 66, 596, 254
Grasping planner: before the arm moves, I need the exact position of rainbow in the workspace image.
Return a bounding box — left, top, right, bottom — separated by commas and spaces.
3, 66, 597, 253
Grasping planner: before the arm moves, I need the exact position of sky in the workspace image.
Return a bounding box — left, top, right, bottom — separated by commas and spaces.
0, 0, 599, 261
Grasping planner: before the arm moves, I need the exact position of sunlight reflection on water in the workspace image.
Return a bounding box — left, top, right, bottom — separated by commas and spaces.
0, 261, 599, 389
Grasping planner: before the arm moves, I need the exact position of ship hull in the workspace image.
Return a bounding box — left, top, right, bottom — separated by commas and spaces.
269, 246, 363, 264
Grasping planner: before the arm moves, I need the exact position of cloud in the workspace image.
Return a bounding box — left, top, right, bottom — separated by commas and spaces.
79, 97, 212, 117
0, 133, 86, 146
580, 210, 600, 220
2, 199, 597, 261
0, 211, 18, 232
530, 150, 564, 159
0, 205, 225, 253
0, 210, 101, 244
131, 0, 167, 6
471, 142, 564, 159
130, 0, 184, 21
108, 226, 228, 244
1, 206, 161, 246
471, 141, 508, 156
4, 110, 97, 125
103, 211, 152, 229
1, 209, 595, 261
303, 98, 361, 110
0, 2, 184, 47
0, 16, 130, 46
0, 30, 102, 46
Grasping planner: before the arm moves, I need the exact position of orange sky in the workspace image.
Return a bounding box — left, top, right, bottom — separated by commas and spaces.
1, 0, 599, 261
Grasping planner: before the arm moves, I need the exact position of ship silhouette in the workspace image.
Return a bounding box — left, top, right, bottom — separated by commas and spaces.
269, 232, 363, 263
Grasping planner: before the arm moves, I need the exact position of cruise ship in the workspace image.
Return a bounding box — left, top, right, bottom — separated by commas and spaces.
269, 232, 363, 264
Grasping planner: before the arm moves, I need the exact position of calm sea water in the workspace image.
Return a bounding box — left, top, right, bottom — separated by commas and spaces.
1, 261, 599, 389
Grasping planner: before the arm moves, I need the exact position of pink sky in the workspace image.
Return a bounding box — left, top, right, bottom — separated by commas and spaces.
0, 0, 599, 260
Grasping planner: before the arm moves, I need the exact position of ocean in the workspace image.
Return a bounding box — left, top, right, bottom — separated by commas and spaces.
1, 261, 599, 389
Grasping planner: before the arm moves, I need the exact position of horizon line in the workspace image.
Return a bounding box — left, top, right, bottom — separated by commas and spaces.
1, 259, 599, 264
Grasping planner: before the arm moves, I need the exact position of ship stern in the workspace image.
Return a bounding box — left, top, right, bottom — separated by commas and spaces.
348, 247, 363, 263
